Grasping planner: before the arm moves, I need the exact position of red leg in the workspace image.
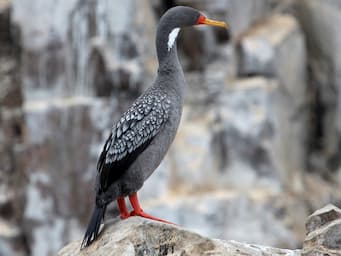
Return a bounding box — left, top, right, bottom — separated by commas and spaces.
117, 197, 130, 219
128, 192, 175, 225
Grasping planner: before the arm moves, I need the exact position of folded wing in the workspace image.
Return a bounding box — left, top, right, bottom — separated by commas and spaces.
97, 90, 171, 192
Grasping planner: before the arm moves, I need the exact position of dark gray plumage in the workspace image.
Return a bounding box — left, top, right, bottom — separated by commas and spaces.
82, 6, 227, 248
97, 88, 171, 193
106, 91, 170, 163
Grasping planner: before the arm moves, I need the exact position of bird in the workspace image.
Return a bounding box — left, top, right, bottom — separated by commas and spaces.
81, 6, 228, 248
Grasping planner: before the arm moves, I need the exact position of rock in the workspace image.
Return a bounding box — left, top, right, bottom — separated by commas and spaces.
168, 107, 220, 191
0, 0, 10, 44
184, 43, 237, 105
138, 157, 172, 202
0, 219, 27, 256
295, 0, 341, 172
173, 75, 306, 192
12, 0, 157, 99
179, 25, 217, 71
176, 0, 270, 37
57, 217, 301, 256
238, 14, 307, 192
305, 204, 341, 234
216, 77, 279, 185
12, 0, 78, 99
238, 14, 306, 104
238, 15, 301, 77
303, 204, 341, 256
0, 2, 27, 255
171, 77, 285, 191
0, 0, 22, 109
144, 192, 298, 248
214, 77, 297, 191
222, 0, 270, 37
22, 97, 119, 256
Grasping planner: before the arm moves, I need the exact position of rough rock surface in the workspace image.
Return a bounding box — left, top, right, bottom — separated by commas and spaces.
303, 204, 341, 256
12, 0, 156, 99
57, 204, 341, 256
141, 192, 298, 248
238, 14, 307, 193
0, 1, 27, 256
295, 0, 341, 175
22, 97, 119, 256
57, 217, 301, 256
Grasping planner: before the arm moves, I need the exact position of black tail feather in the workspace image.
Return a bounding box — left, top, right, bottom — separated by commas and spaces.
81, 206, 106, 249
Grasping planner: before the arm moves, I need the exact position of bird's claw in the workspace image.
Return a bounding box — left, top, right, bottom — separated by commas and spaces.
129, 210, 175, 225
120, 213, 130, 220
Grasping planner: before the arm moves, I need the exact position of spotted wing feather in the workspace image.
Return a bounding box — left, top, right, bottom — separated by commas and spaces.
97, 91, 171, 191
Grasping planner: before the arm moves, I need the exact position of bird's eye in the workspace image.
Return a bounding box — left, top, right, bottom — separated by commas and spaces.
196, 14, 206, 25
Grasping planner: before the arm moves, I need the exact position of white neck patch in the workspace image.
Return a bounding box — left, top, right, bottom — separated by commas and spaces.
167, 28, 180, 52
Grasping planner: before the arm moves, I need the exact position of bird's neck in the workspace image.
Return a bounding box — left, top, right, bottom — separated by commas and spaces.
155, 25, 185, 102
156, 25, 182, 73
157, 47, 181, 75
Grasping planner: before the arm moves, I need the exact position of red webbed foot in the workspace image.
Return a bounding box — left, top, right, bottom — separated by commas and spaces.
129, 209, 175, 225
128, 192, 175, 225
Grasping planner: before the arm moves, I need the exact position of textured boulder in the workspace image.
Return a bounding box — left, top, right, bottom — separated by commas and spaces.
303, 204, 341, 256
57, 217, 301, 256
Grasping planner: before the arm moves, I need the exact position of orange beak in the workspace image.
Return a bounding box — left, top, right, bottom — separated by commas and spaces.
196, 15, 228, 29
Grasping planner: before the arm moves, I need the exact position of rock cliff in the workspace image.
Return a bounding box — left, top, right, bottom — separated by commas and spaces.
58, 217, 300, 256
58, 204, 341, 256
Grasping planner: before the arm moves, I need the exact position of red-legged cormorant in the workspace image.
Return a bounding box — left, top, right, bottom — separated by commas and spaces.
81, 6, 228, 248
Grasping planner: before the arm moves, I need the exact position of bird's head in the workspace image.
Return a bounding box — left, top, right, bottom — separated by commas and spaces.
160, 6, 228, 29
157, 6, 228, 62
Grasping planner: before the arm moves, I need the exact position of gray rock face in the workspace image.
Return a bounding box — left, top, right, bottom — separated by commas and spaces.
23, 98, 119, 256
174, 75, 304, 192
57, 204, 341, 256
144, 193, 298, 248
238, 14, 304, 78
295, 0, 341, 174
12, 0, 156, 99
303, 204, 341, 256
238, 14, 307, 193
57, 217, 301, 256
0, 2, 27, 256
216, 77, 280, 189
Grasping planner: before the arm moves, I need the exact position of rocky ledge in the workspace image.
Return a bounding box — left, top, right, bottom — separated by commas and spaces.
58, 204, 340, 256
